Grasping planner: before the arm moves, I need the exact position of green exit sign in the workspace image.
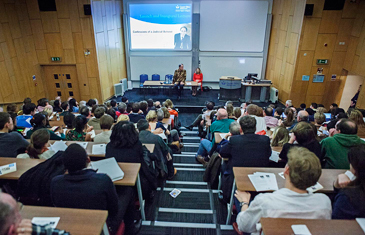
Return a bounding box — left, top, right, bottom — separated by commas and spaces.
51, 57, 62, 62
316, 59, 328, 65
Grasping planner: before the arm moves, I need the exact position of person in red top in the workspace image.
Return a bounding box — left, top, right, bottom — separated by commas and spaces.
192, 68, 203, 96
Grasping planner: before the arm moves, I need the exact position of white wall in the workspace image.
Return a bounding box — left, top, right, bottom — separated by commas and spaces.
339, 74, 364, 109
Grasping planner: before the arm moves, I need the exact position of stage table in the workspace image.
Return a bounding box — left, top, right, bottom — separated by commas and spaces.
241, 82, 271, 102
261, 218, 365, 235
21, 206, 108, 235
219, 76, 242, 101
225, 167, 343, 224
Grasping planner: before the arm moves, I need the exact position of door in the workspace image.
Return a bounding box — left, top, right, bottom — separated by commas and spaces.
43, 66, 80, 102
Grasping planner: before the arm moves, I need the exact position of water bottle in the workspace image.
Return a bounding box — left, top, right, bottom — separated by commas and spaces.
56, 113, 60, 121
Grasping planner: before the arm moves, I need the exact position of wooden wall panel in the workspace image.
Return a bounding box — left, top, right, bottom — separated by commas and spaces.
41, 12, 60, 33
319, 11, 342, 34
300, 18, 321, 51
313, 34, 337, 66
59, 19, 74, 49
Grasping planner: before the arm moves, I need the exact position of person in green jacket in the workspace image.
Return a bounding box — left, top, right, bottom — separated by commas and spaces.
210, 108, 235, 146
321, 119, 365, 169
26, 113, 65, 140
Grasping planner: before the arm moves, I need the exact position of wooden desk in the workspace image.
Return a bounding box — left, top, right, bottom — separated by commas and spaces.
143, 81, 199, 87
21, 206, 108, 235
0, 158, 44, 180
261, 218, 365, 235
233, 167, 342, 193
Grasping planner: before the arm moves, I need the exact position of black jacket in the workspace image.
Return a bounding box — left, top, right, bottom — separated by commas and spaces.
128, 113, 145, 123
203, 152, 221, 189
220, 133, 271, 167
279, 140, 322, 163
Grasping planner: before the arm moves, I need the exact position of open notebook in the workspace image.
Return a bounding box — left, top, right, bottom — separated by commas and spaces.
90, 158, 124, 181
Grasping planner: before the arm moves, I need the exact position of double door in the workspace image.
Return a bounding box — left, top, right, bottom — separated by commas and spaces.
43, 66, 80, 102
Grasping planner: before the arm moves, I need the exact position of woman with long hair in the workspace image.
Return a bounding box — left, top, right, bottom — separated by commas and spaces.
281, 108, 294, 128
332, 145, 365, 219
349, 109, 365, 128
66, 115, 93, 141
192, 67, 203, 96
271, 127, 289, 147
17, 129, 55, 159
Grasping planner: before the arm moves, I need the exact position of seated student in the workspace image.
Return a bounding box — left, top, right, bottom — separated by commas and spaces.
227, 104, 236, 120
87, 107, 105, 130
17, 97, 31, 115
63, 112, 75, 131
274, 107, 284, 120
271, 126, 289, 147
110, 99, 118, 112
16, 103, 36, 128
17, 129, 55, 159
51, 144, 138, 234
147, 98, 156, 112
59, 101, 70, 116
156, 110, 180, 143
349, 109, 365, 128
161, 107, 175, 128
332, 145, 365, 219
106, 108, 117, 122
117, 113, 130, 122
280, 108, 294, 128
53, 99, 62, 113
94, 114, 113, 143
87, 98, 97, 109
164, 99, 178, 117
68, 98, 79, 112
0, 112, 29, 158
264, 107, 278, 128
279, 122, 321, 163
66, 115, 93, 141
0, 192, 70, 235
139, 101, 148, 116
184, 101, 215, 136
128, 103, 145, 124
116, 102, 128, 117
233, 107, 241, 120
79, 106, 92, 119
243, 104, 267, 134
234, 147, 331, 234
26, 113, 65, 140
37, 98, 53, 113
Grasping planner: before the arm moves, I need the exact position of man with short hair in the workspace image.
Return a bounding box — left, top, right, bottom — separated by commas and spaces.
285, 100, 292, 108
173, 64, 186, 100
51, 144, 137, 234
139, 101, 148, 116
87, 107, 105, 130
0, 192, 70, 235
137, 119, 176, 180
16, 103, 36, 128
147, 99, 156, 112
264, 107, 278, 128
80, 106, 91, 119
128, 103, 145, 123
210, 108, 235, 144
94, 114, 114, 143
220, 116, 271, 168
244, 104, 267, 134
234, 147, 331, 234
288, 110, 309, 131
310, 102, 318, 112
274, 107, 284, 119
110, 100, 118, 112
0, 112, 29, 158
59, 101, 70, 116
116, 102, 128, 117
321, 119, 365, 169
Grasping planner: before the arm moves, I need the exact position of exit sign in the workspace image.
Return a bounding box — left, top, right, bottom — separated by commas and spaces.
316, 59, 328, 65
51, 57, 62, 62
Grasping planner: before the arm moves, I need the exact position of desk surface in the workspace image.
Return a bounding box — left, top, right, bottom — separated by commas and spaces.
21, 206, 108, 235
233, 167, 343, 193
143, 81, 199, 86
261, 218, 364, 235
0, 157, 141, 187
242, 82, 271, 87
220, 76, 242, 80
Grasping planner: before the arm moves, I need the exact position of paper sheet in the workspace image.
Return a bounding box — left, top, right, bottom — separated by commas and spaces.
91, 158, 124, 181
23, 127, 31, 137
269, 151, 280, 163
253, 172, 279, 191
186, 82, 191, 85
219, 133, 228, 140
158, 133, 167, 140
278, 172, 285, 179
306, 182, 323, 193
0, 163, 16, 176
76, 142, 88, 149
356, 218, 365, 233
88, 130, 96, 139
248, 172, 278, 192
50, 141, 68, 152
92, 144, 106, 155
291, 225, 312, 235
32, 217, 60, 229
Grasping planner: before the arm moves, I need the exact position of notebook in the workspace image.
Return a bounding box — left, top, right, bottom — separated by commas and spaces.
90, 158, 124, 181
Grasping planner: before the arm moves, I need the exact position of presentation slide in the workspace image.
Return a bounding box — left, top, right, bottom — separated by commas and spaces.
129, 3, 192, 50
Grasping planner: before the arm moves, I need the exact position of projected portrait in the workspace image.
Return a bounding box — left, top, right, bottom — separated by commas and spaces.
174, 26, 191, 50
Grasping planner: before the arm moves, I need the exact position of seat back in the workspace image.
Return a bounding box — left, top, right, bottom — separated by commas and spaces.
140, 74, 148, 84
152, 74, 160, 81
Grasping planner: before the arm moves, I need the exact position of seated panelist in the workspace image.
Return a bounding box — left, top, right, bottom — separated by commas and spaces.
173, 64, 186, 100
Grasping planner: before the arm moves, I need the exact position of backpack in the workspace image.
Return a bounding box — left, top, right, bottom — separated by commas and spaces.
17, 151, 66, 206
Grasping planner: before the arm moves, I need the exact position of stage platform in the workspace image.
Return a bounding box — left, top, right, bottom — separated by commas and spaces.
115, 88, 281, 113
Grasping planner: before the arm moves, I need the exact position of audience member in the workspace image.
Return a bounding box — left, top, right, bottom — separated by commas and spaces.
63, 112, 75, 130
106, 108, 117, 122
128, 103, 145, 123
51, 144, 137, 234
332, 145, 365, 219
220, 115, 271, 168
110, 100, 118, 111
17, 129, 55, 159
117, 114, 130, 122
94, 115, 114, 143
17, 97, 31, 115
68, 98, 79, 112
78, 106, 91, 119
279, 122, 321, 163
244, 104, 266, 134
147, 99, 156, 112
234, 147, 331, 234
87, 98, 97, 108
66, 115, 93, 141
226, 104, 236, 120
121, 96, 128, 104
139, 101, 148, 116
274, 107, 284, 120
321, 119, 365, 169
271, 126, 289, 147
137, 119, 176, 180
59, 101, 70, 117
164, 99, 178, 117
264, 107, 278, 128
349, 109, 365, 128
53, 100, 62, 113
27, 113, 65, 140
285, 100, 292, 108
185, 101, 214, 137
16, 103, 36, 128
116, 102, 128, 117
0, 112, 29, 158
87, 107, 105, 130
327, 111, 348, 130
233, 107, 241, 120
210, 109, 235, 144
37, 98, 53, 113
0, 192, 70, 235
288, 110, 309, 131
